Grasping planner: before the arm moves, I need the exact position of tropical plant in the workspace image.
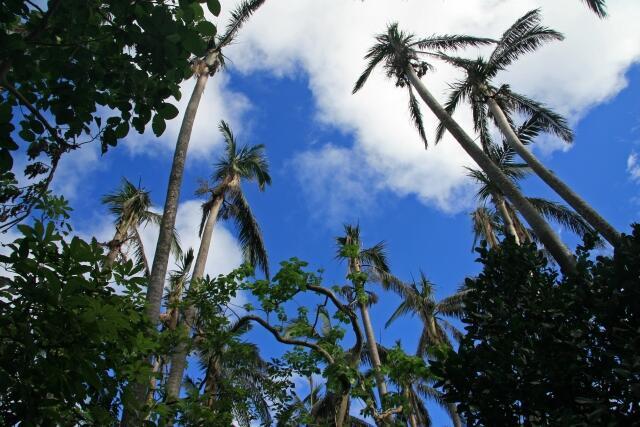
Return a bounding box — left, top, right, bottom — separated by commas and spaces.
434, 228, 640, 425
146, 0, 267, 334
336, 224, 400, 411
582, 0, 607, 17
165, 120, 271, 400
434, 9, 620, 246
385, 273, 465, 358
138, 1, 268, 416
466, 123, 600, 250
0, 0, 219, 231
352, 23, 577, 274
101, 178, 180, 271
0, 218, 152, 425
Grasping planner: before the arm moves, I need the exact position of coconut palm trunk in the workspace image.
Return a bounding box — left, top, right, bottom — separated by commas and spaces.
485, 96, 620, 247
146, 52, 219, 328
352, 260, 389, 403
405, 66, 576, 274
165, 191, 224, 400
492, 192, 520, 244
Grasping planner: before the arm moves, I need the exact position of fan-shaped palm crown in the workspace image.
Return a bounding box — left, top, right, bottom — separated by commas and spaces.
353, 24, 494, 147
434, 9, 572, 147
102, 178, 181, 266
200, 120, 271, 276
385, 272, 466, 357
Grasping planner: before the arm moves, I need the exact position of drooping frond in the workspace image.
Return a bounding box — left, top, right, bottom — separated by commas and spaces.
131, 227, 150, 277
502, 91, 574, 142
385, 300, 415, 329
228, 189, 269, 277
217, 0, 267, 49
526, 197, 601, 244
581, 0, 607, 18
435, 79, 472, 143
360, 241, 390, 274
143, 210, 182, 257
408, 85, 428, 148
101, 178, 153, 225
471, 206, 501, 249
488, 9, 564, 74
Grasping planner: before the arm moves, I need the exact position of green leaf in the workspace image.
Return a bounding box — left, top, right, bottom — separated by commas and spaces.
196, 20, 216, 37
207, 0, 221, 16
158, 103, 180, 120
181, 29, 206, 55
0, 149, 13, 172
152, 114, 166, 137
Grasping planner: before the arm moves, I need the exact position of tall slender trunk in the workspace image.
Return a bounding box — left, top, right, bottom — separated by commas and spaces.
493, 192, 520, 244
406, 388, 418, 427
335, 394, 349, 427
448, 402, 463, 427
405, 66, 576, 274
165, 193, 224, 401
122, 52, 220, 425
352, 261, 388, 405
486, 96, 620, 247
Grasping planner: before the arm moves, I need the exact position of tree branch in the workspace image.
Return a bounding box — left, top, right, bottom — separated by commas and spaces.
233, 315, 335, 364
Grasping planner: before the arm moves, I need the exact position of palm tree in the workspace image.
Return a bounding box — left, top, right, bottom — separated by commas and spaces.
362, 341, 463, 427
582, 0, 607, 17
336, 224, 394, 407
384, 273, 465, 358
101, 178, 180, 271
353, 23, 577, 274
165, 120, 271, 400
433, 9, 620, 247
197, 340, 273, 426
383, 276, 466, 427
146, 0, 268, 331
467, 125, 600, 250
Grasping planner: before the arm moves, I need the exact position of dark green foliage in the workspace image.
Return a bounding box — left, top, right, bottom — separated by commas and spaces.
0, 0, 220, 229
0, 220, 154, 425
434, 228, 640, 425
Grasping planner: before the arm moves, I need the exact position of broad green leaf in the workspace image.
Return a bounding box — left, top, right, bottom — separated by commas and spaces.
207, 0, 221, 16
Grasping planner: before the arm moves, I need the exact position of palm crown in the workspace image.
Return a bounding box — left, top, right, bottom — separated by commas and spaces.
385, 272, 466, 357
102, 178, 181, 268
353, 24, 494, 147
198, 120, 271, 276
434, 9, 572, 148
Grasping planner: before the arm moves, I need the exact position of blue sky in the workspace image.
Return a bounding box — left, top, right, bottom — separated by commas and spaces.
5, 0, 640, 424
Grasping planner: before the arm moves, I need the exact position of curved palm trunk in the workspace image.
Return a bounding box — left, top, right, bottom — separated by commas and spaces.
492, 192, 520, 244
486, 97, 620, 247
165, 193, 224, 400
352, 261, 389, 407
405, 66, 576, 274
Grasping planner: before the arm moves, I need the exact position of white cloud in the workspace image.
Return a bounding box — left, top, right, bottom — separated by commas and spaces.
220, 0, 640, 216
627, 152, 640, 182
124, 73, 251, 159
80, 200, 246, 306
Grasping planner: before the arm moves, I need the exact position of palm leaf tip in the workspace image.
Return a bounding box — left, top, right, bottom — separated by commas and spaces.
582, 0, 607, 17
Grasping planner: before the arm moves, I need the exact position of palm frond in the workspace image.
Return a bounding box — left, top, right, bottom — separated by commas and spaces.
502, 91, 573, 142
408, 85, 428, 148
228, 189, 269, 277
414, 34, 495, 51
435, 79, 471, 143
360, 241, 390, 274
581, 0, 607, 17
527, 197, 602, 244
488, 9, 564, 74
353, 42, 391, 93
471, 206, 501, 249
217, 0, 266, 49
385, 300, 415, 329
